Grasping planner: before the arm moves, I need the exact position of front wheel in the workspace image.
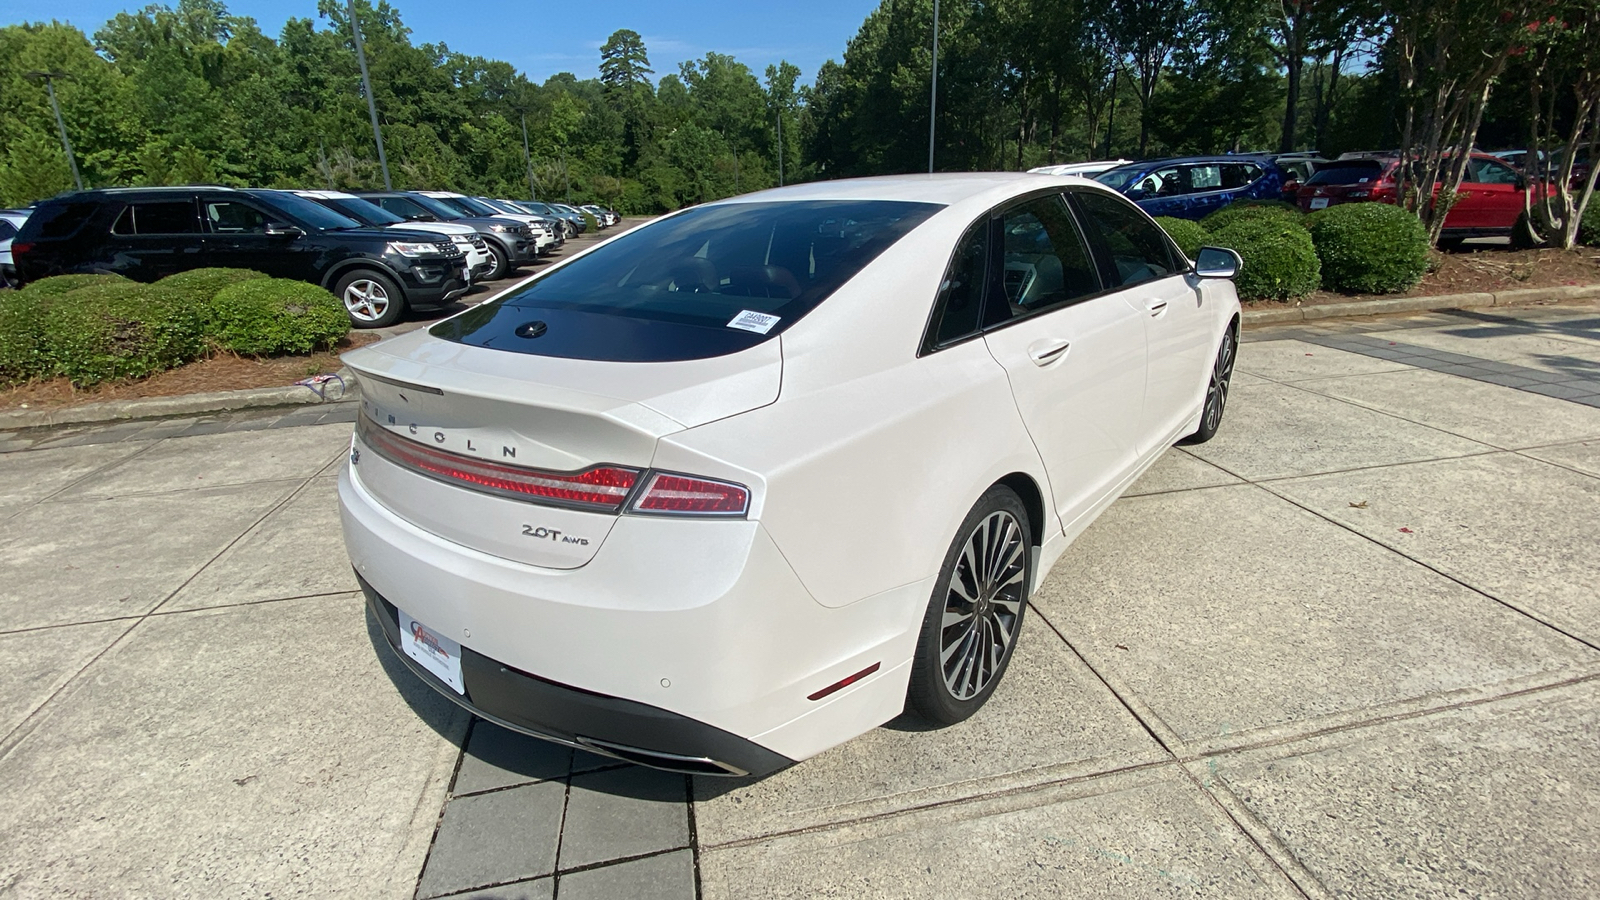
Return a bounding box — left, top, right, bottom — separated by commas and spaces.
335, 269, 406, 329
906, 485, 1032, 725
1181, 325, 1237, 445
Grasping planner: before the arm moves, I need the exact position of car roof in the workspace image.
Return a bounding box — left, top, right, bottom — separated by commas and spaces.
705, 172, 1123, 209
288, 189, 360, 200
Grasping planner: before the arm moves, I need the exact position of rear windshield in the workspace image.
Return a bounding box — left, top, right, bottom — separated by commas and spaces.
431, 199, 942, 362
1306, 162, 1387, 185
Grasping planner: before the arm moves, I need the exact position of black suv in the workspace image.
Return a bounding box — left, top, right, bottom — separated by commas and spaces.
355, 191, 537, 281
11, 186, 468, 327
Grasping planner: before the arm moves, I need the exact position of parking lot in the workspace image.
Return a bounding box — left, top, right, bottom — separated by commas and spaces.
1, 303, 1597, 898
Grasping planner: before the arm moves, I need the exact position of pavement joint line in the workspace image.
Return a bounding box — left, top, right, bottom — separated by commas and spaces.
1029, 605, 1179, 757
1509, 448, 1600, 483
39, 474, 313, 505
21, 436, 166, 510
1, 464, 332, 754
447, 761, 633, 800
549, 762, 574, 900
144, 588, 364, 618
686, 772, 704, 900
0, 613, 144, 638
415, 719, 479, 900
1264, 372, 1535, 453
1180, 764, 1331, 900
1250, 478, 1600, 656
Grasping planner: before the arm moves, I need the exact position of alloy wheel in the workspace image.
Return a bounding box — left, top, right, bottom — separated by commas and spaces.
343, 279, 391, 324
1203, 329, 1236, 434
939, 510, 1027, 700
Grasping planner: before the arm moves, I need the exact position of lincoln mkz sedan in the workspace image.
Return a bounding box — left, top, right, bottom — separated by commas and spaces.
339, 174, 1242, 777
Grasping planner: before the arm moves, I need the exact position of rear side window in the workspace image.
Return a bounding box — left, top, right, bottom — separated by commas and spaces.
1307, 162, 1385, 185
0, 220, 14, 241
991, 195, 1100, 322
1072, 191, 1177, 288
927, 220, 990, 347
432, 199, 941, 362
111, 201, 200, 235
29, 202, 99, 239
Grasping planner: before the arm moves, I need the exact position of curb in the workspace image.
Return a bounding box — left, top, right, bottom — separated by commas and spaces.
0, 368, 358, 431
4, 282, 1596, 432
1241, 283, 1600, 326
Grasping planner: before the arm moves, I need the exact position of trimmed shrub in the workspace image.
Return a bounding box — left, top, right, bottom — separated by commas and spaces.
1154, 216, 1209, 259
17, 273, 130, 299
580, 210, 599, 232
208, 278, 349, 356
0, 289, 51, 384
1202, 199, 1304, 233
1582, 198, 1600, 248
41, 282, 206, 385
1207, 216, 1322, 302
157, 267, 270, 308
1304, 202, 1429, 294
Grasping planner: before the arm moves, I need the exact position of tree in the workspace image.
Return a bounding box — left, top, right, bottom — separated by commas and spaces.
599, 29, 652, 90
1102, 0, 1196, 157
1518, 0, 1600, 249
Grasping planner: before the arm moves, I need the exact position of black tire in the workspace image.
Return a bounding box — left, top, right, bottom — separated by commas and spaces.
483, 240, 512, 281
334, 269, 406, 329
1181, 324, 1237, 445
907, 485, 1032, 726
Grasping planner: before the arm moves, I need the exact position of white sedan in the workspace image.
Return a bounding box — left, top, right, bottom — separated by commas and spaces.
338, 174, 1241, 777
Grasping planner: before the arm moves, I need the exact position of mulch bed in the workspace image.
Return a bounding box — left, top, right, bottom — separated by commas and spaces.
1244, 245, 1600, 310
0, 332, 381, 412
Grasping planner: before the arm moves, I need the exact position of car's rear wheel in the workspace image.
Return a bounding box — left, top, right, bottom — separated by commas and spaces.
336, 269, 405, 329
907, 485, 1032, 725
1181, 325, 1236, 445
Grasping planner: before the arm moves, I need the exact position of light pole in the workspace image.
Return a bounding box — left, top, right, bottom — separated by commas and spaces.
520, 111, 536, 200
347, 0, 392, 190
776, 112, 784, 186
928, 0, 939, 174
25, 71, 83, 191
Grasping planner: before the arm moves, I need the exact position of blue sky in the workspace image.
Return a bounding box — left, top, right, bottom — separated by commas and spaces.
2, 0, 885, 86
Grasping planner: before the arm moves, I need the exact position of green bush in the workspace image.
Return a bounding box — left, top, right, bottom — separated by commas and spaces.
1202, 199, 1304, 233
208, 278, 349, 355
1153, 216, 1209, 259
1207, 216, 1322, 302
1582, 199, 1600, 248
157, 267, 270, 309
4, 275, 135, 384
41, 282, 206, 385
580, 210, 599, 232
17, 273, 130, 299
1304, 203, 1429, 294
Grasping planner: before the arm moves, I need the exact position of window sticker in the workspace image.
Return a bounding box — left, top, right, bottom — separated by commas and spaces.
727, 310, 782, 334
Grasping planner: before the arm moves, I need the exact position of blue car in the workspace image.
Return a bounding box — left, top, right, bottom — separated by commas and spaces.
1094, 155, 1287, 220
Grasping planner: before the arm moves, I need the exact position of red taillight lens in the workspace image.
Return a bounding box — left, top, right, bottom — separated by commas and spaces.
629, 472, 749, 517
11, 241, 33, 257
357, 414, 638, 512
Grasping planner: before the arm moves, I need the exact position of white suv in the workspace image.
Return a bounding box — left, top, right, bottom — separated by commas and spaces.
0, 209, 29, 289
287, 191, 494, 283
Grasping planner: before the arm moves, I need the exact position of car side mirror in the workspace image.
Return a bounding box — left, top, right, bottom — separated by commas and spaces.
1195, 246, 1242, 279
264, 222, 304, 238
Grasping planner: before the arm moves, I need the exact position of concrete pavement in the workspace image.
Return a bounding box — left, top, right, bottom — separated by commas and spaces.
1, 304, 1598, 898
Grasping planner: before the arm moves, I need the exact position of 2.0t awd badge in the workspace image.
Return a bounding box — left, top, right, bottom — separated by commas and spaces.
521, 525, 589, 545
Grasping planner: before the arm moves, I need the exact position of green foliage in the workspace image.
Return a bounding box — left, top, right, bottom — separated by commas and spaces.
208, 278, 349, 356
0, 289, 51, 384
1304, 203, 1429, 294
1581, 200, 1600, 249
580, 210, 599, 232
17, 273, 131, 298
1207, 217, 1321, 302
1201, 200, 1304, 233
156, 267, 270, 316
1153, 216, 1209, 259
40, 282, 206, 385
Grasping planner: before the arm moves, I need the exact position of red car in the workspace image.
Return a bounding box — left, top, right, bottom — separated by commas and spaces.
1296, 153, 1545, 246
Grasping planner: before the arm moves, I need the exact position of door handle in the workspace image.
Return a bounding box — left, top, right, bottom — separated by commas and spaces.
1146, 299, 1169, 316
1027, 338, 1071, 367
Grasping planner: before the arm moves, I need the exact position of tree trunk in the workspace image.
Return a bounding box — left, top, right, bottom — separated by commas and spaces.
1279, 21, 1303, 153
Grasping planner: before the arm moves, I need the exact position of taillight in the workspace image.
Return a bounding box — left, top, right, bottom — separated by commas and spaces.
11, 241, 33, 257
629, 472, 749, 517
357, 414, 639, 512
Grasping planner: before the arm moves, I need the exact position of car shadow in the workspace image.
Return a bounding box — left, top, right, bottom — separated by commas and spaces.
365, 605, 470, 749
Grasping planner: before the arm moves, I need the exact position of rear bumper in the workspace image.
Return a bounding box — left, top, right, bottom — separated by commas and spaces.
360, 575, 793, 776
337, 457, 924, 768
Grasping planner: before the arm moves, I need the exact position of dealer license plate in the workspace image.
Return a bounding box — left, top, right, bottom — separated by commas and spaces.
399, 610, 465, 694
1309, 197, 1330, 209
